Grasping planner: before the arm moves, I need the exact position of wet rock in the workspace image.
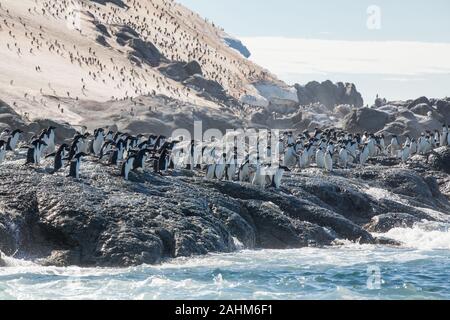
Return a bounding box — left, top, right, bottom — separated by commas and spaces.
365, 213, 421, 233
373, 236, 403, 246
428, 147, 450, 174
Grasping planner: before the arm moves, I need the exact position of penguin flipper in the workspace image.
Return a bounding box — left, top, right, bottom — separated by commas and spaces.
45, 153, 57, 158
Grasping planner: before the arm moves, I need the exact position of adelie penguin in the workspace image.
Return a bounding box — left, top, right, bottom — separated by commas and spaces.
121, 154, 136, 181
66, 152, 87, 179
25, 139, 48, 165
90, 128, 105, 157
6, 129, 23, 151
46, 144, 69, 173
153, 147, 170, 174
270, 165, 291, 189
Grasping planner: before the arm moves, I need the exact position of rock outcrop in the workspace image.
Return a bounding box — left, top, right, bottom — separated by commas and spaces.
0, 150, 449, 267
343, 107, 391, 133
295, 81, 364, 109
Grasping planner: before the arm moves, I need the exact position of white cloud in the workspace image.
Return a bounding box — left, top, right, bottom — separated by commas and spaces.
240, 37, 450, 77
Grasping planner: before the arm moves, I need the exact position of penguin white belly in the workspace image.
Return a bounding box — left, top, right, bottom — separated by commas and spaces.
215, 163, 226, 180
239, 164, 250, 182
401, 148, 410, 162
283, 151, 296, 168
227, 164, 236, 181
252, 167, 265, 187
339, 150, 348, 168
316, 151, 324, 168
206, 165, 216, 179
273, 170, 284, 189
324, 154, 333, 172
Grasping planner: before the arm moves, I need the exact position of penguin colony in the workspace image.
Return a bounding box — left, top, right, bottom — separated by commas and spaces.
0, 124, 449, 189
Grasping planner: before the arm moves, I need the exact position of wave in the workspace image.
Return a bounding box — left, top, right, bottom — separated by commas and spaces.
377, 221, 450, 250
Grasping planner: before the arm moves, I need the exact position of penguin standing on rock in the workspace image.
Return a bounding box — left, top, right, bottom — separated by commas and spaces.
121, 154, 136, 180
270, 165, 291, 189
90, 128, 105, 156
25, 139, 48, 165
46, 144, 69, 173
66, 152, 87, 179
324, 150, 333, 172
440, 125, 448, 147
6, 129, 23, 151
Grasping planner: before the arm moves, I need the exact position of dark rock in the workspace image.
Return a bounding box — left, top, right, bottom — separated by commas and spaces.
96, 35, 110, 47
183, 75, 228, 102
410, 103, 434, 116
95, 23, 110, 37
365, 213, 421, 233
428, 147, 450, 174
90, 0, 127, 8
373, 236, 403, 246
184, 61, 203, 76
295, 81, 364, 109
407, 96, 430, 109
128, 39, 162, 67
343, 107, 390, 133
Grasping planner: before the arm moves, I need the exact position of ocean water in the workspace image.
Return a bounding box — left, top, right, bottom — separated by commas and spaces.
1, 223, 449, 300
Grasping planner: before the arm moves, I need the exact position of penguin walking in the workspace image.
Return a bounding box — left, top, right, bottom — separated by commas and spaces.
410, 138, 418, 155
339, 146, 351, 168
66, 153, 87, 179
153, 148, 170, 174
46, 144, 69, 173
270, 165, 291, 189
238, 156, 251, 182
45, 126, 56, 154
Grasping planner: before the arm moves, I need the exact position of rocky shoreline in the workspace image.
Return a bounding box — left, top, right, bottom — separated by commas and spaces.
1, 147, 449, 267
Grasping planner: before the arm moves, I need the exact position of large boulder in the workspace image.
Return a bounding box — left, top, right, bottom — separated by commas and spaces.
365, 213, 421, 233
343, 107, 390, 133
295, 80, 364, 109
128, 38, 162, 67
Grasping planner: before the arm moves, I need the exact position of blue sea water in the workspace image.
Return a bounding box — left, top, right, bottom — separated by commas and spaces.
0, 224, 449, 300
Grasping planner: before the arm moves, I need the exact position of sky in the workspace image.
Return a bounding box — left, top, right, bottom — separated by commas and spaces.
177, 0, 450, 104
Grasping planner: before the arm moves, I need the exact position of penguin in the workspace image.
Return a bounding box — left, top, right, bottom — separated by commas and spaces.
410, 138, 418, 155
121, 154, 136, 180
67, 134, 85, 160
324, 150, 333, 172
433, 130, 441, 147
44, 126, 56, 154
6, 129, 23, 151
401, 144, 411, 163
360, 144, 370, 166
389, 135, 400, 157
225, 152, 237, 181
271, 165, 291, 189
0, 140, 6, 164
238, 156, 251, 182
90, 128, 105, 156
214, 153, 227, 180
339, 145, 351, 168
99, 140, 115, 160
440, 125, 448, 147
132, 149, 152, 171
283, 144, 298, 168
251, 158, 266, 188
153, 148, 170, 174
46, 144, 69, 173
66, 152, 87, 179
316, 147, 325, 168
25, 139, 48, 164
205, 157, 217, 180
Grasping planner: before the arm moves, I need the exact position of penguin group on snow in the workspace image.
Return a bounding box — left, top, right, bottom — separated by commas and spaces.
0, 123, 449, 189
